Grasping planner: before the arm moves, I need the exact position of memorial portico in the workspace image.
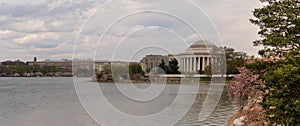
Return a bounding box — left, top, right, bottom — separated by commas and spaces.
177, 40, 221, 73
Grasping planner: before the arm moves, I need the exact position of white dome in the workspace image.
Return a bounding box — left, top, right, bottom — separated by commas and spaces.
188, 40, 217, 50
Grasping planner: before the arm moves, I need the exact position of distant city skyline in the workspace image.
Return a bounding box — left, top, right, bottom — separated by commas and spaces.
0, 0, 262, 61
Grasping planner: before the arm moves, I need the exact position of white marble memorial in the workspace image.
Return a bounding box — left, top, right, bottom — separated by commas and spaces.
177, 40, 221, 73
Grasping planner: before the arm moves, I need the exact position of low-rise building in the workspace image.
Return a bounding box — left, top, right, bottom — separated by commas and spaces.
94, 61, 111, 72
28, 59, 72, 72
140, 55, 169, 72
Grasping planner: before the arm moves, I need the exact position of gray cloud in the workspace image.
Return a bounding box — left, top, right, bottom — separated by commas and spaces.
0, 0, 263, 61
0, 3, 47, 17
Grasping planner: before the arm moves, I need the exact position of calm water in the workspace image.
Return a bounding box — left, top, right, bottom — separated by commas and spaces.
0, 77, 236, 126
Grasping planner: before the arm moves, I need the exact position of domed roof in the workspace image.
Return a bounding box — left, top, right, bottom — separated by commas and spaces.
189, 40, 217, 49
179, 40, 218, 55
178, 40, 218, 55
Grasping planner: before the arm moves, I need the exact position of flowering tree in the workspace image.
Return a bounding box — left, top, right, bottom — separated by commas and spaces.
228, 67, 264, 110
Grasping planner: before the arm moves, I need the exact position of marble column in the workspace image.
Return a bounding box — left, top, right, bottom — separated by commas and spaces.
186, 57, 189, 72
196, 57, 198, 72
187, 57, 189, 72
203, 57, 207, 68
204, 57, 206, 71
197, 57, 201, 72
191, 57, 193, 72
211, 57, 215, 66
185, 57, 188, 72
210, 57, 212, 66
178, 57, 182, 71
189, 57, 192, 72
179, 58, 182, 71
190, 57, 192, 72
183, 58, 185, 72
183, 57, 186, 72
193, 57, 197, 72
206, 57, 209, 66
202, 57, 205, 71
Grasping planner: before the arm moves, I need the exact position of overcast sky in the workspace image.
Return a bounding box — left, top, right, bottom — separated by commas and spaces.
0, 0, 263, 62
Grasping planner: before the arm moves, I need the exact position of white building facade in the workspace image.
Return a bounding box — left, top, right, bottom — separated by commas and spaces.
177, 40, 222, 73
138, 40, 223, 74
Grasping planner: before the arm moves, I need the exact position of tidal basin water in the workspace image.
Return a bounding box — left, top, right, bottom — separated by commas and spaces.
0, 77, 237, 126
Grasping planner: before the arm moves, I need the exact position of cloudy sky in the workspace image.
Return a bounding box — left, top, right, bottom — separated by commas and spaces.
0, 0, 263, 62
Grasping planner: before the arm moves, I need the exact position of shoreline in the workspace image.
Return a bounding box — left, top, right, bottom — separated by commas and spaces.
93, 80, 229, 85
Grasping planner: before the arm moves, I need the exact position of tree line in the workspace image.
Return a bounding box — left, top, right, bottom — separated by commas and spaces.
228, 0, 300, 125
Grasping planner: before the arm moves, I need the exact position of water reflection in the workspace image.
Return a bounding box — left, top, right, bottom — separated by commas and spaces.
0, 77, 236, 126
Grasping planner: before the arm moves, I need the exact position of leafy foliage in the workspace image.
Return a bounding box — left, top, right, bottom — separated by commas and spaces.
158, 59, 180, 74
158, 59, 168, 72
111, 64, 129, 81
260, 56, 300, 125
101, 64, 112, 74
224, 47, 248, 75
203, 65, 212, 76
167, 58, 180, 74
0, 63, 58, 75
129, 63, 143, 74
250, 0, 300, 125
250, 0, 300, 58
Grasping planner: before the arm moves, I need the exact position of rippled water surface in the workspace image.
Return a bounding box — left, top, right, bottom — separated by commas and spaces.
0, 77, 236, 126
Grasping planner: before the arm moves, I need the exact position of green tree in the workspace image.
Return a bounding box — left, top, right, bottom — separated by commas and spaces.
250, 0, 300, 58
203, 65, 212, 77
224, 47, 248, 75
158, 60, 168, 73
250, 0, 300, 125
32, 64, 40, 73
261, 56, 300, 125
111, 64, 128, 81
15, 65, 25, 74
129, 63, 143, 74
145, 68, 151, 73
101, 64, 112, 74
167, 58, 180, 74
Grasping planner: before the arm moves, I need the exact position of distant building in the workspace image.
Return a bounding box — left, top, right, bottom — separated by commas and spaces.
28, 59, 72, 72
94, 61, 110, 72
28, 57, 142, 74
139, 40, 223, 74
73, 59, 94, 71
140, 55, 169, 72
